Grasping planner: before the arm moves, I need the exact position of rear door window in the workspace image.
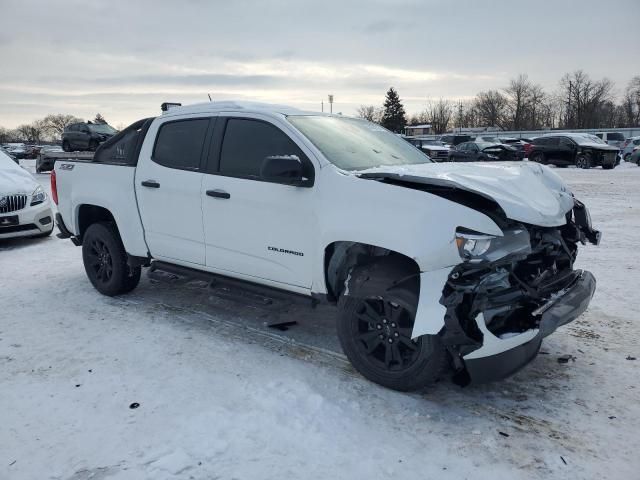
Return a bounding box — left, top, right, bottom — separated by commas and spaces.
219, 118, 307, 180
152, 119, 209, 171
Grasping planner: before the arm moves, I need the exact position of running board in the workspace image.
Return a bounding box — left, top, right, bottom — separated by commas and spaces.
149, 261, 317, 308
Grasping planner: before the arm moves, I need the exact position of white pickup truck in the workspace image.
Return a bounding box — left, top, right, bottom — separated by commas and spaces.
53, 101, 600, 391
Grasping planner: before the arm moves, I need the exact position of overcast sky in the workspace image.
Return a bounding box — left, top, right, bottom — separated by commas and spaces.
1, 0, 638, 128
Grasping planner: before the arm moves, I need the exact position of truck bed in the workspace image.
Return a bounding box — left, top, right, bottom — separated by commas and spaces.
54, 160, 149, 257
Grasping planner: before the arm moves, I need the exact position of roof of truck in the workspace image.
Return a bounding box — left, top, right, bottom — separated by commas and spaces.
161, 101, 320, 118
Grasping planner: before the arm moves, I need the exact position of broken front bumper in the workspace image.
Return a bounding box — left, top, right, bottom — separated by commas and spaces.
462, 270, 596, 384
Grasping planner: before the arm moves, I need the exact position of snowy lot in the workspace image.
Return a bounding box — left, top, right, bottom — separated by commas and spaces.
1, 163, 639, 480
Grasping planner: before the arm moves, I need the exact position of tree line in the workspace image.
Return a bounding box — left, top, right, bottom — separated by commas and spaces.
358, 71, 640, 134
0, 113, 110, 143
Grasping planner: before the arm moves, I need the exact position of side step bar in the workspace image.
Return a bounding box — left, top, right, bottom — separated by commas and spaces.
150, 261, 319, 307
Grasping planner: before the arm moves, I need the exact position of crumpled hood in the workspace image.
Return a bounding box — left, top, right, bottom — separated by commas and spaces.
356, 161, 575, 227
0, 158, 38, 195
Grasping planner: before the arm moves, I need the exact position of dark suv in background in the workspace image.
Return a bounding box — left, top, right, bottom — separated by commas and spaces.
528, 133, 619, 169
62, 122, 117, 152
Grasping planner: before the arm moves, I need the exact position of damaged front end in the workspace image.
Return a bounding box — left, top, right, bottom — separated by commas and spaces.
442, 201, 600, 386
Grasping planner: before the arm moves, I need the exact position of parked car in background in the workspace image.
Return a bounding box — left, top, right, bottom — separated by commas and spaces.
449, 141, 519, 162
406, 138, 450, 161
528, 134, 619, 169
36, 145, 64, 173
621, 136, 640, 160
5, 143, 27, 159
594, 131, 626, 148
0, 149, 54, 239
499, 137, 529, 160
62, 122, 118, 152
437, 134, 472, 146
53, 101, 600, 391
628, 147, 640, 166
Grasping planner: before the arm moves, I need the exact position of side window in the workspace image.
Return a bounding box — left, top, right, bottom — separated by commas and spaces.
559, 137, 574, 147
153, 119, 209, 171
546, 137, 560, 146
219, 118, 307, 179
595, 133, 603, 139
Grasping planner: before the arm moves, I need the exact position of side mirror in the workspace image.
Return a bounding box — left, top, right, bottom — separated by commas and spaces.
261, 155, 306, 186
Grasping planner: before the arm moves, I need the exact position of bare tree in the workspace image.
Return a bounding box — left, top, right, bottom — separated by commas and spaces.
503, 74, 533, 130
41, 114, 83, 140
559, 70, 614, 129
15, 120, 46, 143
619, 76, 640, 127
356, 105, 382, 123
475, 90, 507, 128
0, 127, 11, 143
421, 98, 453, 134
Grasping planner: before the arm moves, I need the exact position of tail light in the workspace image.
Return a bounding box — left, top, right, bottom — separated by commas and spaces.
51, 169, 58, 205
523, 142, 533, 156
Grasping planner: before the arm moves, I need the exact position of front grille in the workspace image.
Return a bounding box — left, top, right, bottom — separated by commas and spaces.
0, 194, 27, 213
426, 149, 449, 160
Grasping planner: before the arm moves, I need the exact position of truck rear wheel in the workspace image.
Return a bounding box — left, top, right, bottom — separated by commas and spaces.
336, 262, 447, 391
62, 140, 71, 152
82, 222, 141, 296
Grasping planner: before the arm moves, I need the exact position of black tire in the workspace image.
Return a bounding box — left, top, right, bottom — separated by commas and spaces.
530, 152, 545, 164
62, 140, 71, 152
82, 222, 141, 296
88, 140, 99, 151
576, 154, 591, 169
336, 264, 447, 391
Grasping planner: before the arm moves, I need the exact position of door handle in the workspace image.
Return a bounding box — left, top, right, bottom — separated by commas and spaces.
206, 189, 230, 199
141, 180, 160, 188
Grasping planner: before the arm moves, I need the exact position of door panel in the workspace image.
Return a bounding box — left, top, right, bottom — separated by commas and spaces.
202, 176, 315, 287
135, 117, 211, 265
202, 116, 315, 289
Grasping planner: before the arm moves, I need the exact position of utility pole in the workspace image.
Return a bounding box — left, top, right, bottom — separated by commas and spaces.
321, 100, 324, 113
328, 95, 334, 114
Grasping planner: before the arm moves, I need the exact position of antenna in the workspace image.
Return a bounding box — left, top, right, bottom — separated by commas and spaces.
208, 93, 212, 102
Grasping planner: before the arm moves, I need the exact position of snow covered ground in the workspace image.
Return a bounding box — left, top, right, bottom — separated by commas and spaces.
1, 162, 639, 480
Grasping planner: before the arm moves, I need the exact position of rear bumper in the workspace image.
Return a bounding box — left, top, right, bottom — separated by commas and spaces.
463, 270, 596, 383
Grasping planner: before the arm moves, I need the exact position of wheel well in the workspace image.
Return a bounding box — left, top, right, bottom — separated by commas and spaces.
77, 204, 117, 240
323, 241, 420, 303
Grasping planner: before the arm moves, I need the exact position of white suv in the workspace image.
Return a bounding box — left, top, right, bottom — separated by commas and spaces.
0, 150, 54, 239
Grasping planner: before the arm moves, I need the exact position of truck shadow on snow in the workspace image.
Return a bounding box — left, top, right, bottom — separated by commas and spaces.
115, 270, 585, 401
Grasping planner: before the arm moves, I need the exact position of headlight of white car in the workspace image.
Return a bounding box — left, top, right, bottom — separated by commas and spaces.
455, 228, 532, 263
31, 185, 47, 206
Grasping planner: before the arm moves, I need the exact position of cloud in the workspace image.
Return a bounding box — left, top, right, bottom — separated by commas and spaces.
0, 0, 638, 127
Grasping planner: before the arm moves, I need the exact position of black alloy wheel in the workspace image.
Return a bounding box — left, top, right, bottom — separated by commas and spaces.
352, 297, 422, 372
86, 237, 114, 284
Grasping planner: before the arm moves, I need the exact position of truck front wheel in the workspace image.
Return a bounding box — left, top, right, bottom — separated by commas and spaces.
82, 222, 141, 296
337, 264, 447, 391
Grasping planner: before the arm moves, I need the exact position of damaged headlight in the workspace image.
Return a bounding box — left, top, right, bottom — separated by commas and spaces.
455, 228, 532, 263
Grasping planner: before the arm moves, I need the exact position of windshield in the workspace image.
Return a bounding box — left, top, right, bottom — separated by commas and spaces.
287, 115, 432, 171
89, 124, 117, 134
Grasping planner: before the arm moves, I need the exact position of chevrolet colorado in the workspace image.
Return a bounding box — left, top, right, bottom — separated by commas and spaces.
53, 101, 600, 391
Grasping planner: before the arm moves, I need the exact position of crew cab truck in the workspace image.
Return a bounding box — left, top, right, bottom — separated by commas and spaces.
53, 101, 601, 391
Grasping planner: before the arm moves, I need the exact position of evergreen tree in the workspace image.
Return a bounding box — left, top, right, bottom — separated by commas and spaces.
94, 113, 107, 124
381, 87, 407, 133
